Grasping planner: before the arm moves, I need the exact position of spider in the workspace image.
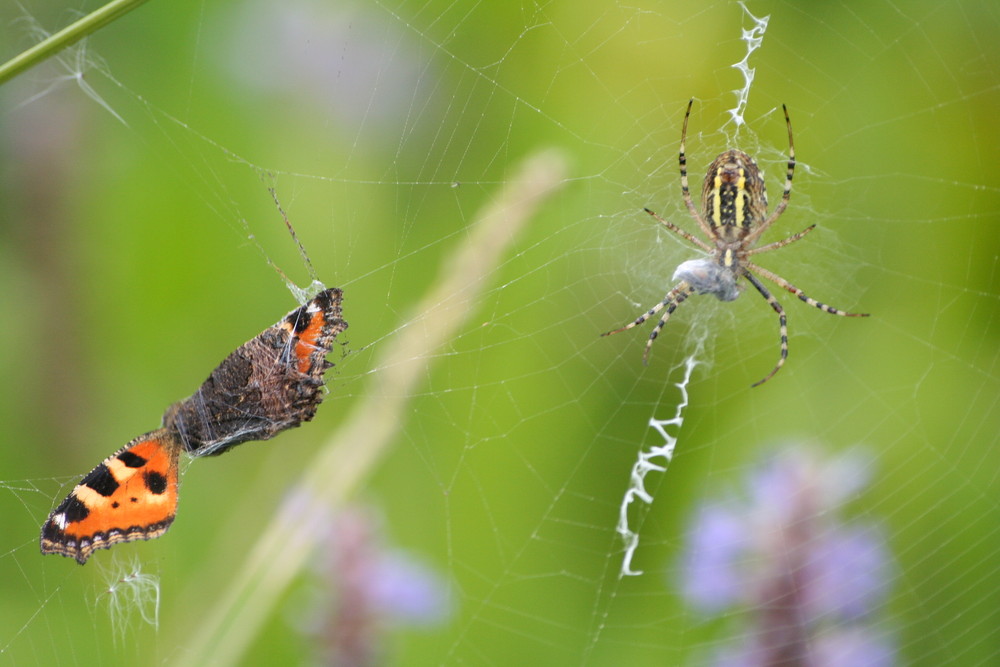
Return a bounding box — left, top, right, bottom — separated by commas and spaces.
603, 99, 869, 387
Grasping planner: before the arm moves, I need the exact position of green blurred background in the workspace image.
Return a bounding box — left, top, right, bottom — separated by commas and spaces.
1, 0, 997, 664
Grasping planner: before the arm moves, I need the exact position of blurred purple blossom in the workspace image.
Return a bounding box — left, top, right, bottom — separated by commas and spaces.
804, 525, 892, 623
365, 551, 451, 625
300, 505, 451, 666
218, 0, 431, 135
682, 499, 751, 612
679, 448, 895, 667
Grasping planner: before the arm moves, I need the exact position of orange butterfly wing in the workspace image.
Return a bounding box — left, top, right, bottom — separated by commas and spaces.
40, 431, 181, 564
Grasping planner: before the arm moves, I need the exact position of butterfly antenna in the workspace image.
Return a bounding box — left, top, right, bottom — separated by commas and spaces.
267, 184, 319, 283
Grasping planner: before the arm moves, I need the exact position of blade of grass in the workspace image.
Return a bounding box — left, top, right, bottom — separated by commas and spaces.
174, 148, 568, 667
0, 0, 153, 86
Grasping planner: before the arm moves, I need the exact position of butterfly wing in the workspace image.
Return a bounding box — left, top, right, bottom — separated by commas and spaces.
163, 287, 348, 456
40, 430, 181, 564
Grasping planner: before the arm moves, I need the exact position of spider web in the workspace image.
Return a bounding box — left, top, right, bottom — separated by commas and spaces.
1, 0, 998, 665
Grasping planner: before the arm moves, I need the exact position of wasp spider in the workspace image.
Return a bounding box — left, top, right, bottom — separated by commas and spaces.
603, 100, 869, 387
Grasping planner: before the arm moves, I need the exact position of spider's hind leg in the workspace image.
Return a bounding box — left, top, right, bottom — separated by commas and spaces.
747, 261, 870, 318
741, 270, 788, 387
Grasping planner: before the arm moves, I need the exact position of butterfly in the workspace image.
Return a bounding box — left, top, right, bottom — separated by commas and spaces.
40, 288, 347, 564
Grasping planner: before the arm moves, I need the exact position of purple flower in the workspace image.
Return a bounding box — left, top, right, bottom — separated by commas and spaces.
803, 525, 892, 623
299, 506, 451, 666
678, 447, 895, 667
812, 627, 896, 667
365, 552, 451, 625
681, 499, 752, 612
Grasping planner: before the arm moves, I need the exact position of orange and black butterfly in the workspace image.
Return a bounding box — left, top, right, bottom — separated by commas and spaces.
40, 288, 347, 564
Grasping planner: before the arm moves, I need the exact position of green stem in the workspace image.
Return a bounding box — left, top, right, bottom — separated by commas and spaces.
0, 0, 153, 86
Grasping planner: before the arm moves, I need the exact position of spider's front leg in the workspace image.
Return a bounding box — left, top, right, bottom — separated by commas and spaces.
602, 281, 696, 364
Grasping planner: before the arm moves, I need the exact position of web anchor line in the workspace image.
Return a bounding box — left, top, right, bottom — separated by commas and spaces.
617, 353, 699, 577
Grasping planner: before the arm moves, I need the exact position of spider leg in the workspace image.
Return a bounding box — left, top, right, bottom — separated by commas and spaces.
748, 224, 815, 256
643, 207, 713, 252
642, 283, 696, 365
603, 282, 697, 364
745, 261, 870, 317
602, 282, 691, 337
679, 99, 717, 241
741, 270, 788, 387
744, 104, 795, 246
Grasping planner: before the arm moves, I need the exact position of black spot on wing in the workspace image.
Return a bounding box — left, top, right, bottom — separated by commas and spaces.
143, 470, 168, 495
61, 495, 90, 523
117, 450, 148, 468
287, 307, 317, 334
40, 522, 61, 541
81, 464, 119, 497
